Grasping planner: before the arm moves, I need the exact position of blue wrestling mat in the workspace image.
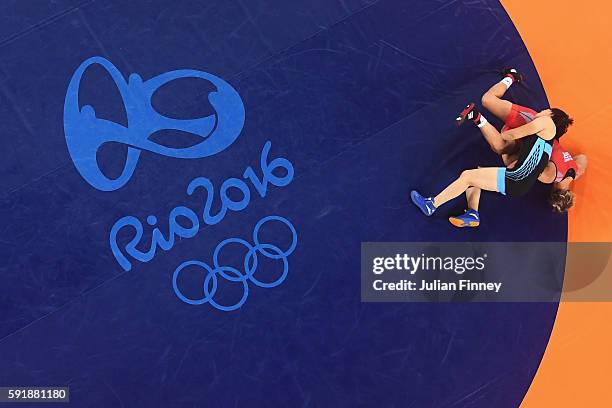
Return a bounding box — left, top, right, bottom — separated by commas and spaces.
0, 1, 564, 406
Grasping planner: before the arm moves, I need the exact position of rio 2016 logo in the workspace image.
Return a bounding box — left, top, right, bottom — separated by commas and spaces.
64, 56, 298, 311
64, 56, 245, 192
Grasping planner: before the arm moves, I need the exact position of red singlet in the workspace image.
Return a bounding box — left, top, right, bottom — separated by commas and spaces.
503, 104, 578, 182
550, 139, 578, 182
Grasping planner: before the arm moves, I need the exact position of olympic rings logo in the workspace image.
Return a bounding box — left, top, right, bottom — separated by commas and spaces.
64, 57, 298, 310
172, 215, 298, 311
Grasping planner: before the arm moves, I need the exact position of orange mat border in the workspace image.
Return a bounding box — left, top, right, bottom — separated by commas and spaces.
501, 0, 612, 406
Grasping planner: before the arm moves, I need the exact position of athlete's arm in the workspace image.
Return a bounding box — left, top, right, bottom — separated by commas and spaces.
501, 116, 555, 141
555, 177, 573, 190
574, 154, 588, 179
538, 162, 556, 184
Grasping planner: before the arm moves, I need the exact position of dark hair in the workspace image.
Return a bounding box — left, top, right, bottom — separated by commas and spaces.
550, 189, 574, 213
550, 108, 574, 138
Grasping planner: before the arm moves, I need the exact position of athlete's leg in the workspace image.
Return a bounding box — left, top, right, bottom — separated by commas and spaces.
465, 152, 518, 209
447, 154, 516, 227
456, 103, 517, 155
448, 186, 482, 228
481, 81, 513, 122
479, 69, 526, 153
433, 167, 499, 208
455, 69, 523, 155
466, 186, 481, 210
481, 68, 522, 121
411, 167, 500, 218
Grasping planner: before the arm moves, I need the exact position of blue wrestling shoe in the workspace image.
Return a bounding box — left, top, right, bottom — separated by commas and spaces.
449, 209, 480, 228
410, 190, 436, 216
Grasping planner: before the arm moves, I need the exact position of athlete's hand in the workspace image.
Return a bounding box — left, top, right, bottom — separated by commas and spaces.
536, 109, 552, 118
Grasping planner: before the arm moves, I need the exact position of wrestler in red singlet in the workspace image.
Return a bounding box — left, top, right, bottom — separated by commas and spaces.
502, 103, 578, 182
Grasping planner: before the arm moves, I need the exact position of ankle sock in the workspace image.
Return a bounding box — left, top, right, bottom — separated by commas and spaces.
501, 76, 514, 89
475, 113, 488, 128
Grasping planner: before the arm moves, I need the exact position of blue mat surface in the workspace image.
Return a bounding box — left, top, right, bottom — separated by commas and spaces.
0, 1, 564, 407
